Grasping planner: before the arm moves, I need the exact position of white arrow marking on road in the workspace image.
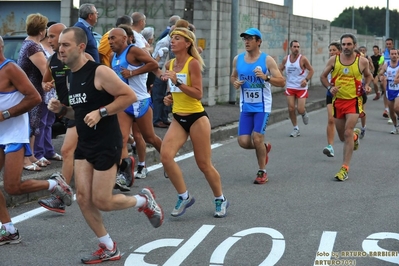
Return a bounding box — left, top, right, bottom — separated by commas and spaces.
313, 231, 337, 265
125, 225, 215, 266
210, 227, 285, 266
362, 232, 399, 264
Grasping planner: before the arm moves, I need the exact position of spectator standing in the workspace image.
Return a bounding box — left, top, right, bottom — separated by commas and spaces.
74, 3, 100, 63
17, 13, 50, 171
157, 15, 180, 41
152, 26, 174, 128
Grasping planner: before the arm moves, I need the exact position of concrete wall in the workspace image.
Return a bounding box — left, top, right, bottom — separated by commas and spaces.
77, 0, 386, 105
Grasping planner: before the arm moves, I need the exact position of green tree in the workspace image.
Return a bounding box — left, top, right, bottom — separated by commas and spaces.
331, 6, 399, 41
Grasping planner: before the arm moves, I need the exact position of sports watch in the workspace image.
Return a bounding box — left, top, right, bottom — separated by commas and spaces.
99, 107, 108, 118
2, 110, 10, 120
174, 79, 183, 87
265, 75, 271, 82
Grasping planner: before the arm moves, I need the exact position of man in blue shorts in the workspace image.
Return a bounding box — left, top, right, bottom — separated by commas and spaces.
0, 36, 73, 245
230, 28, 285, 184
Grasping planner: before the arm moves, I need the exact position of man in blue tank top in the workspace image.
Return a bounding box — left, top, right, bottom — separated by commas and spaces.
230, 28, 285, 185
0, 36, 73, 246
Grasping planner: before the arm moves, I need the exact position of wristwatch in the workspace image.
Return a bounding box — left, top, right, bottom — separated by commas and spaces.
327, 86, 332, 91
2, 110, 10, 120
99, 107, 108, 118
265, 75, 271, 82
174, 78, 183, 87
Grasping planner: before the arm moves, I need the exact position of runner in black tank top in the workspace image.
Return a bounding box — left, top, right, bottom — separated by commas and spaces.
69, 60, 122, 170
49, 28, 164, 263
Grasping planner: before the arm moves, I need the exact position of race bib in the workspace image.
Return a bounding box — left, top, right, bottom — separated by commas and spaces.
169, 73, 187, 93
243, 88, 262, 103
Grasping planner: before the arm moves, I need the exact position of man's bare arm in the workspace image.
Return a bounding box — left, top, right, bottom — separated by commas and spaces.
266, 56, 286, 87
1, 63, 41, 120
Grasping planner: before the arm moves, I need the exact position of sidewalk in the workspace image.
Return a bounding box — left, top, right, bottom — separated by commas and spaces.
1, 85, 328, 206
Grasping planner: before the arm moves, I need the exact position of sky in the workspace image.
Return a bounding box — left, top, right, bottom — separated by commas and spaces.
259, 0, 399, 21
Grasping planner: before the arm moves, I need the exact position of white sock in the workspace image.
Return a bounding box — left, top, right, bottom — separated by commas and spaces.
47, 180, 57, 191
98, 234, 114, 250
386, 108, 389, 112
3, 222, 16, 234
215, 195, 225, 201
178, 191, 189, 200
138, 161, 145, 167
294, 126, 299, 130
134, 195, 147, 208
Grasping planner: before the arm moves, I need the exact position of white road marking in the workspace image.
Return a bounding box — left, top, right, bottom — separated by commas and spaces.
4, 143, 223, 226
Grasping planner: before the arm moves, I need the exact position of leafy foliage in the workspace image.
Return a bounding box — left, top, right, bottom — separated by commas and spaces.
331, 6, 399, 40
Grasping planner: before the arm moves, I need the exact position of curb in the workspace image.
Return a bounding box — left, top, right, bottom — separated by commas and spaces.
1, 97, 326, 207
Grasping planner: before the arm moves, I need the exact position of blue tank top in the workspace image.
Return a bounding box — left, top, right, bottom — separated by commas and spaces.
236, 52, 272, 112
111, 44, 134, 84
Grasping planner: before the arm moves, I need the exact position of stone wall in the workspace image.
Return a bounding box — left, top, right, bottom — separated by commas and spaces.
79, 0, 384, 105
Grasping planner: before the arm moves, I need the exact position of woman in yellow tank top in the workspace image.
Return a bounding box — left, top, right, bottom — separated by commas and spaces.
161, 23, 229, 218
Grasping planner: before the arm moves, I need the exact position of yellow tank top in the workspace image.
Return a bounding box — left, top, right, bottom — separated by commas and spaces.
330, 55, 363, 99
168, 57, 204, 113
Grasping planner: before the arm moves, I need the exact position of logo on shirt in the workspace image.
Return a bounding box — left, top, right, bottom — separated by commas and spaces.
69, 93, 87, 105
343, 68, 350, 74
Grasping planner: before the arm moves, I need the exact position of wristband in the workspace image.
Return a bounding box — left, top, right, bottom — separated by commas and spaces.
305, 78, 309, 82
57, 105, 67, 119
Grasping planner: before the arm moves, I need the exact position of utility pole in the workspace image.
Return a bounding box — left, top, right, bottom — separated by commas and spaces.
284, 0, 293, 15
385, 0, 390, 38
229, 0, 239, 104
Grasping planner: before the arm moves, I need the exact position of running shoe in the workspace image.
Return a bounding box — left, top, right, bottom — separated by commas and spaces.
138, 187, 164, 228
383, 110, 389, 118
122, 157, 135, 187
373, 92, 380, 100
214, 199, 229, 218
265, 142, 272, 165
388, 118, 393, 124
135, 165, 148, 179
171, 194, 195, 217
323, 145, 335, 157
390, 126, 399, 134
290, 128, 300, 137
38, 195, 66, 213
254, 170, 268, 184
302, 112, 309, 125
360, 128, 366, 139
353, 128, 360, 151
81, 242, 121, 264
335, 167, 348, 181
114, 173, 130, 192
0, 225, 21, 246
49, 172, 73, 206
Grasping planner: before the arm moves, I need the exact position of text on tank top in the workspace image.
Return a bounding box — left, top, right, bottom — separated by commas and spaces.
285, 54, 308, 90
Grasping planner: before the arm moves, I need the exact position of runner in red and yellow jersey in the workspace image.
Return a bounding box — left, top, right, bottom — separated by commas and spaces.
320, 33, 372, 181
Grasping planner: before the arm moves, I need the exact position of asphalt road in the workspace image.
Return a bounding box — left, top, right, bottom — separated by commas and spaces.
3, 97, 399, 266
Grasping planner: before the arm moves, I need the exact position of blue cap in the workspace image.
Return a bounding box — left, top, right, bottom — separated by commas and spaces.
240, 28, 262, 39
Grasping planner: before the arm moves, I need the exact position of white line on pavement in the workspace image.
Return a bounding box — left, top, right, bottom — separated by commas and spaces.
6, 143, 223, 226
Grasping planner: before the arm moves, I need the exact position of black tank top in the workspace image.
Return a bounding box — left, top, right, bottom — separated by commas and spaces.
69, 60, 121, 150
371, 54, 381, 75
50, 54, 70, 106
